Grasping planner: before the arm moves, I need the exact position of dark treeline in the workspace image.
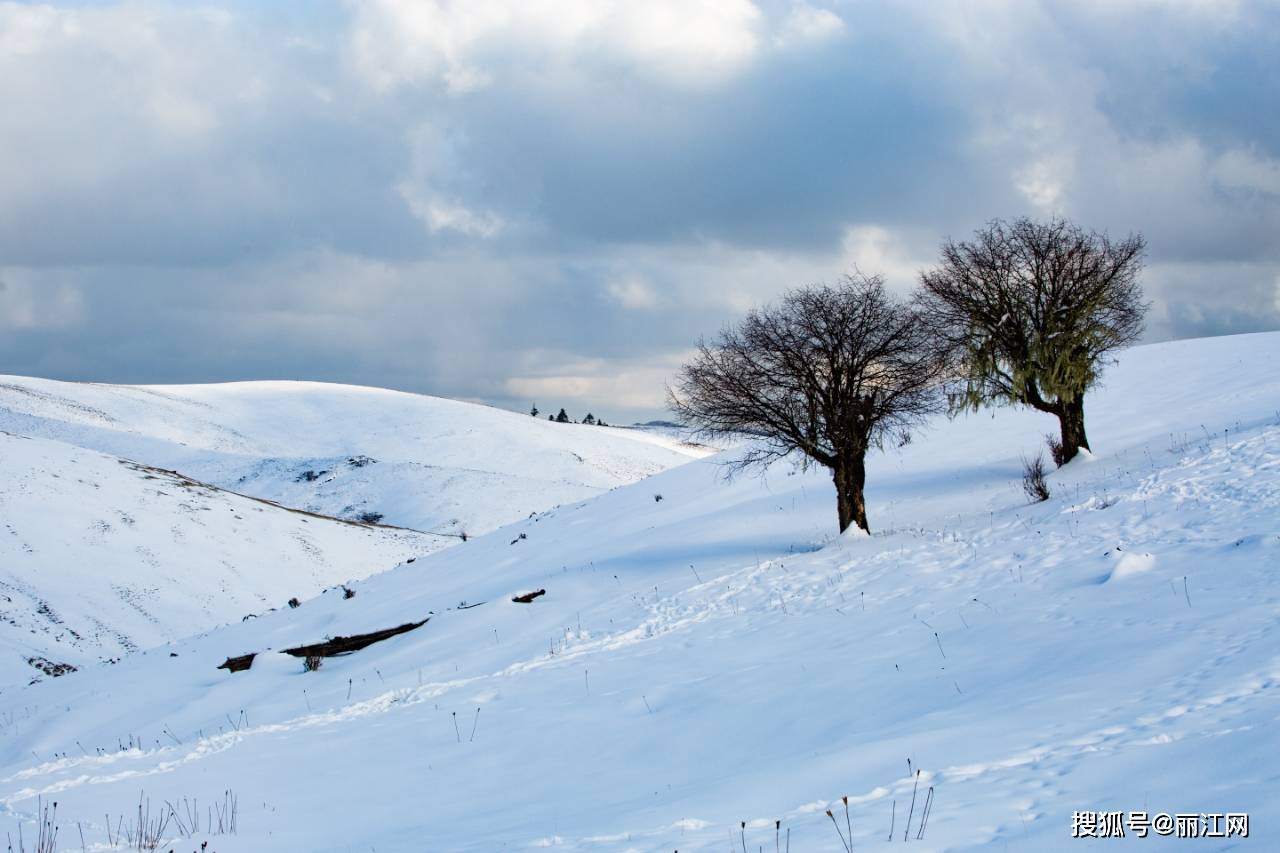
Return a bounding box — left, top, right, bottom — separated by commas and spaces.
530, 404, 610, 427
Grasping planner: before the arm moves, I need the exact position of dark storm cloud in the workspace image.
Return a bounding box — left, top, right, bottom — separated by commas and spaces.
0, 0, 1277, 421
1080, 3, 1280, 159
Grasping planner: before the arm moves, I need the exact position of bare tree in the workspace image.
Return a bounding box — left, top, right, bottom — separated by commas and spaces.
918, 217, 1147, 464
669, 274, 944, 534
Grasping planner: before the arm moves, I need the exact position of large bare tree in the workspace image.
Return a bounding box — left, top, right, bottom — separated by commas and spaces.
669, 274, 943, 534
918, 217, 1147, 464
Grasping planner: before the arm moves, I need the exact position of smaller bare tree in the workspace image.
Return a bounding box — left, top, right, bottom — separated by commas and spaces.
669, 273, 944, 534
918, 217, 1147, 464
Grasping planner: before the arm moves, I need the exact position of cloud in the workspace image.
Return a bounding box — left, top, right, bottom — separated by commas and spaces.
1212, 147, 1280, 196
0, 2, 426, 266
0, 269, 83, 331
1143, 259, 1280, 341
607, 276, 660, 310
400, 183, 504, 238
836, 226, 935, 292
395, 122, 508, 239
775, 3, 845, 47
0, 0, 1277, 421
345, 0, 764, 94
504, 352, 690, 411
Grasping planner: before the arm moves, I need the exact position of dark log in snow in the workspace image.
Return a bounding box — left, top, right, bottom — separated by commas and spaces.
282, 618, 429, 658
218, 653, 257, 673
512, 589, 546, 603
216, 617, 429, 673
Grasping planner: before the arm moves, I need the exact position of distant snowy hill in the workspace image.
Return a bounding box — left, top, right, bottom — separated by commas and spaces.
1, 333, 1278, 851
0, 379, 708, 537
0, 431, 434, 686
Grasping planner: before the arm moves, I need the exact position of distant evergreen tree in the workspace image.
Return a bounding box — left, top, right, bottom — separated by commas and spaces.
555, 408, 570, 423
583, 413, 596, 425
548, 414, 554, 421
530, 403, 539, 418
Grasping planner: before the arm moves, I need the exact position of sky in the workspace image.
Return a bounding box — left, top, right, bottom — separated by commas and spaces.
1, 0, 1278, 423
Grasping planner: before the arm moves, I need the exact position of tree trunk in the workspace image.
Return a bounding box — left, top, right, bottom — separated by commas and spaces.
1055, 396, 1090, 464
832, 454, 869, 534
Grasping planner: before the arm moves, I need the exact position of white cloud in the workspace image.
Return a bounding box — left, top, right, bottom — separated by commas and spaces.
0, 272, 83, 330
345, 0, 763, 93
1071, 0, 1242, 24
399, 182, 504, 238
970, 106, 1087, 215
1014, 152, 1073, 212
145, 88, 218, 137
1212, 148, 1280, 196
1, 0, 1277, 420
837, 225, 932, 290
0, 2, 284, 217
775, 3, 845, 47
505, 353, 687, 409
396, 124, 505, 238
607, 276, 660, 309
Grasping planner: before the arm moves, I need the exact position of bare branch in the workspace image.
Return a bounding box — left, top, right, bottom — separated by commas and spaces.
917, 216, 1147, 462
670, 273, 946, 532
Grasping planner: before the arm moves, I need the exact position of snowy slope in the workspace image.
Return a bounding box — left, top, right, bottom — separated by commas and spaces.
0, 431, 435, 688
0, 379, 708, 537
1, 332, 1278, 851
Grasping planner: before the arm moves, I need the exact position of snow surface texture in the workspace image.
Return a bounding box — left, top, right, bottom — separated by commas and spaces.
0, 431, 435, 686
0, 380, 702, 688
1, 333, 1278, 851
0, 378, 708, 536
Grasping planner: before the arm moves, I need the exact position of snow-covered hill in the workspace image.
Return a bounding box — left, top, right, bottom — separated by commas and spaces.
1, 332, 1278, 851
0, 378, 708, 537
0, 430, 435, 687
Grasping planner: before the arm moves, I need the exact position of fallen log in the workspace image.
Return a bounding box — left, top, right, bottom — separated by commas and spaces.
282, 618, 429, 658
216, 617, 429, 673
218, 653, 257, 673
512, 589, 546, 603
